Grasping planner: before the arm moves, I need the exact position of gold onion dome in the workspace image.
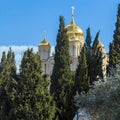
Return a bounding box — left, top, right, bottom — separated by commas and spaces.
93, 31, 104, 49
65, 6, 83, 35
65, 20, 83, 35
97, 40, 104, 48
39, 33, 50, 46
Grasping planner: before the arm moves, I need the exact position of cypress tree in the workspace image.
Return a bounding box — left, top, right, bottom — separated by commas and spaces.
16, 48, 55, 120
92, 31, 100, 49
109, 4, 120, 70
0, 48, 17, 120
91, 32, 104, 82
0, 51, 7, 72
7, 47, 16, 77
0, 51, 7, 120
85, 27, 92, 84
109, 43, 117, 68
50, 16, 74, 120
75, 46, 90, 93
85, 27, 92, 49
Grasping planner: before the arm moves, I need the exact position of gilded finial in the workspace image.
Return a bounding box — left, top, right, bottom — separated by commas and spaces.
71, 6, 75, 24
39, 30, 50, 46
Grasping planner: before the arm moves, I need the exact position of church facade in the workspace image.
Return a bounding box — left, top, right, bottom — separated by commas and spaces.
38, 9, 108, 77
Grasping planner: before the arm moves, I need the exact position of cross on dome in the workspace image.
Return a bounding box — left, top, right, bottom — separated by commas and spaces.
71, 6, 75, 16
44, 30, 47, 40
71, 6, 75, 24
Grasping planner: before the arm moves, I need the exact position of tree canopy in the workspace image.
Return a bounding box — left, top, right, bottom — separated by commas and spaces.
109, 4, 120, 71
50, 16, 74, 120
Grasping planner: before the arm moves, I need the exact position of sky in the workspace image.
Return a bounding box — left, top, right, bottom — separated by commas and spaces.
0, 0, 120, 70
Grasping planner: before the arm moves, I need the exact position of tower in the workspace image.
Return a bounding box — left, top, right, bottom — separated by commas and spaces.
38, 34, 50, 60
38, 34, 51, 74
37, 7, 108, 76
65, 6, 84, 57
65, 6, 84, 70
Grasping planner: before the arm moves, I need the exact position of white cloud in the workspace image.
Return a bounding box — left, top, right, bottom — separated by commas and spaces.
0, 45, 55, 73
50, 46, 55, 56
0, 46, 38, 72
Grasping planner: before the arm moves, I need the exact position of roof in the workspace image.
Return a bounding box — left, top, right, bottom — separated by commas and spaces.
39, 37, 50, 46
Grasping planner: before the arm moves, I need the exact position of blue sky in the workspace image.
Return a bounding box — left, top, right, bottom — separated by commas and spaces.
0, 0, 120, 52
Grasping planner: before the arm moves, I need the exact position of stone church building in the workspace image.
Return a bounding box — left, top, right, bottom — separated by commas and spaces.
38, 8, 108, 76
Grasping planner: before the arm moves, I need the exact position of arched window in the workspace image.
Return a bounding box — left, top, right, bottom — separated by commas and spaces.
41, 50, 48, 59
73, 45, 75, 56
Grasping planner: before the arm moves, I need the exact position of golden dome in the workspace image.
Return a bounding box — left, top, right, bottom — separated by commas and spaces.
65, 21, 83, 35
39, 37, 50, 46
97, 40, 104, 48
65, 6, 83, 35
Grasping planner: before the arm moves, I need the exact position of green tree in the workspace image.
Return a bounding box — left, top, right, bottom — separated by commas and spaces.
74, 63, 120, 120
50, 16, 74, 120
16, 48, 55, 120
75, 46, 90, 93
85, 27, 92, 84
92, 31, 100, 49
108, 4, 120, 71
0, 48, 17, 120
7, 47, 16, 77
91, 31, 104, 82
85, 27, 92, 49
0, 51, 7, 73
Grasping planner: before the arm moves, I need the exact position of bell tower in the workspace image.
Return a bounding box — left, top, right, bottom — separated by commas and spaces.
38, 33, 50, 60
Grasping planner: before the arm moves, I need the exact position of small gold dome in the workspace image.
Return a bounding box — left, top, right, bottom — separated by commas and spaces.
97, 40, 104, 48
65, 21, 83, 35
39, 37, 50, 46
93, 40, 105, 53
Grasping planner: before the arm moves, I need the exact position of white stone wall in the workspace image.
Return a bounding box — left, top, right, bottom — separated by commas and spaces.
38, 45, 50, 60
41, 56, 54, 75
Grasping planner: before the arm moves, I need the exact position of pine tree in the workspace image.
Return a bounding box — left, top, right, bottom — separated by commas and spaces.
91, 32, 104, 82
50, 16, 74, 120
0, 48, 17, 120
109, 4, 120, 71
75, 46, 90, 93
16, 48, 55, 120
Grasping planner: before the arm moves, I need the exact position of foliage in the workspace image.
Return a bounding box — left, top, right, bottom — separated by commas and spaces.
85, 27, 92, 84
85, 27, 92, 49
109, 4, 120, 71
75, 46, 90, 94
50, 16, 74, 120
0, 48, 17, 120
74, 63, 120, 120
16, 48, 55, 120
90, 31, 104, 82
7, 47, 16, 76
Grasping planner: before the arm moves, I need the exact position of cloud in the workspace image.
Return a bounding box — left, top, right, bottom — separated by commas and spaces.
0, 45, 55, 73
0, 46, 37, 72
50, 46, 55, 55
